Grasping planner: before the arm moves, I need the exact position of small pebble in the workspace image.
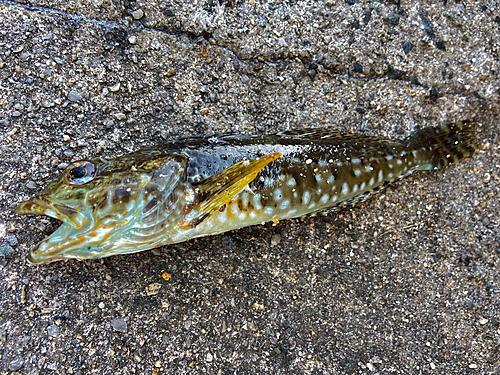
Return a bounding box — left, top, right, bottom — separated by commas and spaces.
5, 234, 17, 247
0, 244, 14, 257
114, 113, 127, 120
270, 234, 281, 246
8, 358, 24, 371
241, 75, 250, 84
146, 283, 162, 296
402, 41, 413, 54
67, 90, 82, 102
12, 111, 21, 117
26, 181, 37, 189
110, 83, 121, 92
128, 35, 137, 44
165, 68, 175, 77
111, 318, 127, 333
47, 324, 60, 337
206, 352, 213, 362
478, 318, 488, 325
482, 173, 491, 184
131, 9, 144, 20
35, 223, 46, 232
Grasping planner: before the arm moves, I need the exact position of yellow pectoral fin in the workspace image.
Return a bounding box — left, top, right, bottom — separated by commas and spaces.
181, 152, 282, 228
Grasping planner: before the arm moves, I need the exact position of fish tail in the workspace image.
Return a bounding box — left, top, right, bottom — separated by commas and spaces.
406, 119, 478, 171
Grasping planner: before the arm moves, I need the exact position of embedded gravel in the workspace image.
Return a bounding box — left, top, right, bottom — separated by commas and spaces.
0, 0, 499, 374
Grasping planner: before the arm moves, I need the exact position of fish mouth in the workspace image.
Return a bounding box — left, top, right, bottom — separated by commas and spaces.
16, 197, 91, 264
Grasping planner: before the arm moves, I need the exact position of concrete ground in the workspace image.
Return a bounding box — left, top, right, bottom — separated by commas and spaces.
0, 0, 499, 373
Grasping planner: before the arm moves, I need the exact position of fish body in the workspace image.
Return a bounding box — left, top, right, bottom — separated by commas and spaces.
16, 120, 478, 263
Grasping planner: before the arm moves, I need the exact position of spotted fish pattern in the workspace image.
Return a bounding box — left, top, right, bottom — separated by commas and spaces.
16, 120, 477, 263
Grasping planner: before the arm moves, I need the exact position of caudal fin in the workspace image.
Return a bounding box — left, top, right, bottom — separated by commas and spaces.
407, 120, 478, 171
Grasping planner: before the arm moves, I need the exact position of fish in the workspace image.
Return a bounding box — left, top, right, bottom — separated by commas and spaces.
16, 119, 478, 264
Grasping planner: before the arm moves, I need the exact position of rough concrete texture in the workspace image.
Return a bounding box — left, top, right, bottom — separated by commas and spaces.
0, 0, 499, 373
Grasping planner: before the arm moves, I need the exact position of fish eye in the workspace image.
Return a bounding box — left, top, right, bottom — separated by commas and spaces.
65, 161, 97, 185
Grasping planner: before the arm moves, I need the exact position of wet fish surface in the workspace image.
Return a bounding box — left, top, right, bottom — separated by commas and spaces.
16, 120, 478, 264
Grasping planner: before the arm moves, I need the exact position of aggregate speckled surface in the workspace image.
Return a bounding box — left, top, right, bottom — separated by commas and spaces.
0, 0, 499, 374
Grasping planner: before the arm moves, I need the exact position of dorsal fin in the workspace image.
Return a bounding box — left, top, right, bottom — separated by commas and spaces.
278, 128, 392, 143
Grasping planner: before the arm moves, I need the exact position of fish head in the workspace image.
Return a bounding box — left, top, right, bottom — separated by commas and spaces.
16, 152, 191, 263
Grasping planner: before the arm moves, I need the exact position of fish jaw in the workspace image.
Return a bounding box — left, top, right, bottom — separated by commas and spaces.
16, 197, 97, 263
16, 197, 89, 230
26, 222, 87, 264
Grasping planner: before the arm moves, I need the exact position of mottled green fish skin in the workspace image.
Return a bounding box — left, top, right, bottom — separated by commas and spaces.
16, 120, 478, 263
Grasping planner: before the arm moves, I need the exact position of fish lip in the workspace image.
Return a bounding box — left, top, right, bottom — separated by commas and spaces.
27, 241, 68, 264
16, 197, 87, 229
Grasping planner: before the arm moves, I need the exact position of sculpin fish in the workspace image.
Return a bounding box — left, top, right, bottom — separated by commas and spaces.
16, 120, 477, 264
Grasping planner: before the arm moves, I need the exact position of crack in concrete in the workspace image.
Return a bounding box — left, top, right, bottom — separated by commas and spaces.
1, 0, 496, 106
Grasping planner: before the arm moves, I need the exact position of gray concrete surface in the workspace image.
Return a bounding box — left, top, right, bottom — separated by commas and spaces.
0, 0, 499, 373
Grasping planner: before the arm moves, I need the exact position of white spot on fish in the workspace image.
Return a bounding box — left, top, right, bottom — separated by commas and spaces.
306, 159, 312, 164
386, 155, 393, 161
264, 177, 273, 187
288, 208, 298, 216
327, 175, 335, 184
320, 194, 329, 204
337, 162, 343, 167
302, 191, 311, 205
360, 182, 366, 190
351, 158, 361, 164
287, 177, 296, 187
353, 169, 361, 177
369, 177, 375, 186
315, 174, 322, 183
249, 210, 258, 220
264, 207, 274, 215
397, 159, 403, 165
316, 188, 322, 195
253, 194, 263, 210
218, 210, 228, 223
378, 169, 384, 183
412, 150, 418, 157
308, 202, 316, 210
231, 203, 240, 216
342, 182, 349, 196
352, 184, 358, 194
239, 212, 247, 221
388, 173, 394, 179
240, 192, 250, 207
331, 195, 338, 202
274, 188, 283, 202
293, 192, 298, 199
279, 199, 290, 210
